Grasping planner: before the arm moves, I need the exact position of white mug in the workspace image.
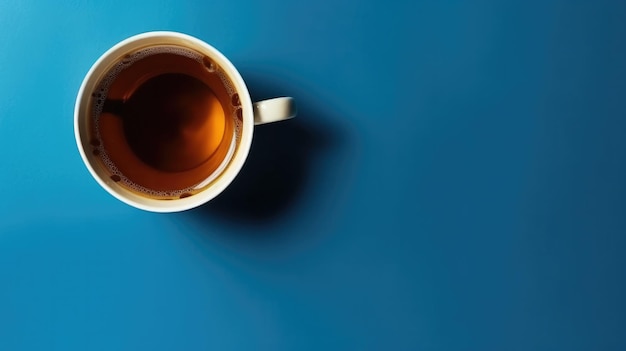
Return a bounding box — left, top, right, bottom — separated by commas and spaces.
74, 31, 296, 212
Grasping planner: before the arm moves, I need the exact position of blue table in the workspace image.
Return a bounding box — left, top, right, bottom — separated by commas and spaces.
1, 1, 625, 350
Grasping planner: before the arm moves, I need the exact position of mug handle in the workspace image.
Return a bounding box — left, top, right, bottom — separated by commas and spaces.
253, 97, 297, 125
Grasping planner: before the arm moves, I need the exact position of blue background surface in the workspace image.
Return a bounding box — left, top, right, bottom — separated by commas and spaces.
1, 1, 626, 350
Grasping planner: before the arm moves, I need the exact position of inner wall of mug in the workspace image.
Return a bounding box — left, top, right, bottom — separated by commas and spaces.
75, 32, 254, 212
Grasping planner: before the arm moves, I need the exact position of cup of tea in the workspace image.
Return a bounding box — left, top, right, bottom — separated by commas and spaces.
74, 31, 296, 212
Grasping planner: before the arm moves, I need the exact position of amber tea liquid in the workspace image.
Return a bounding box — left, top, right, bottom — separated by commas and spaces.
88, 46, 243, 199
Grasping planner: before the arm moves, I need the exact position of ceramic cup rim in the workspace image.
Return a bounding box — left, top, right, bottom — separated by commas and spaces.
74, 31, 254, 212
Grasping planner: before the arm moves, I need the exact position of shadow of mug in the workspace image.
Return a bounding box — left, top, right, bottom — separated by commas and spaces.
185, 69, 348, 228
